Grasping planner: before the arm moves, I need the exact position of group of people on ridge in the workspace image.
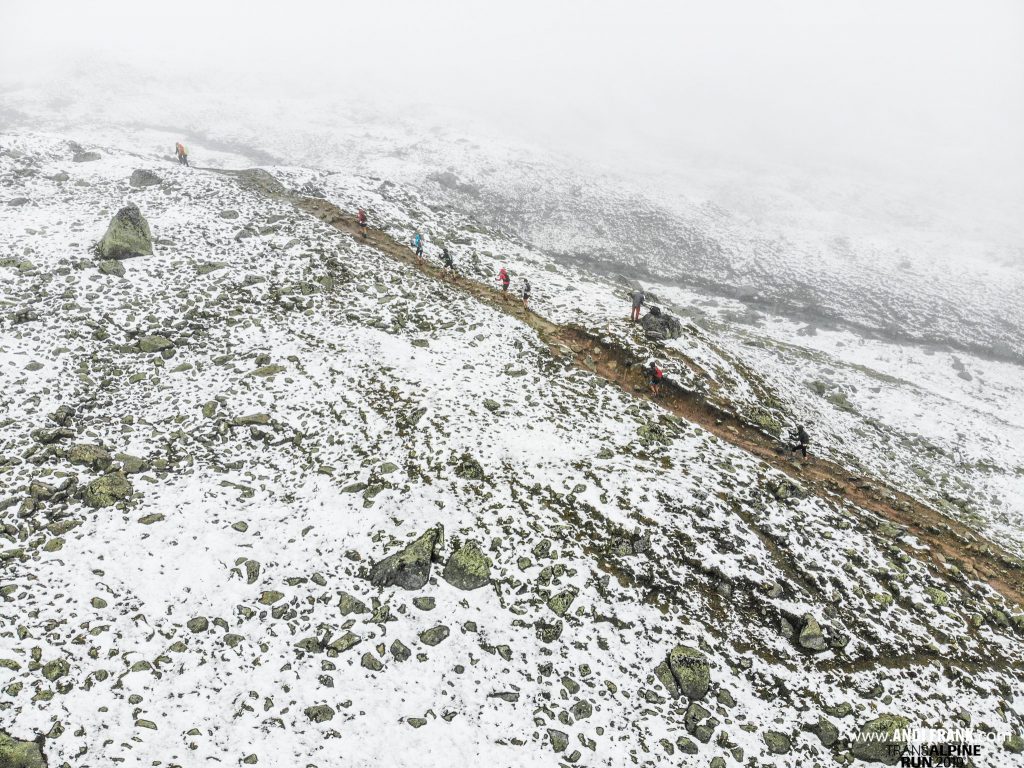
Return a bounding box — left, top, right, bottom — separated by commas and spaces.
163, 144, 812, 464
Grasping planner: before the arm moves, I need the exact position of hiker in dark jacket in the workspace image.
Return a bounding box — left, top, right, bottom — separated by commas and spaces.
441, 247, 456, 280
630, 290, 646, 322
789, 424, 810, 458
521, 279, 532, 309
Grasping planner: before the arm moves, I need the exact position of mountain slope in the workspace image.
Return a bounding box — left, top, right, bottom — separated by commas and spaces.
1, 133, 1023, 767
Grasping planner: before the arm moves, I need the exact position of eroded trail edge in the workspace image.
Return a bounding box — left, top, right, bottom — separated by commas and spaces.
224, 169, 1024, 609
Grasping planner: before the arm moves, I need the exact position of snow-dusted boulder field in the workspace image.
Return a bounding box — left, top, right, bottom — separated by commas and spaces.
1, 134, 1022, 767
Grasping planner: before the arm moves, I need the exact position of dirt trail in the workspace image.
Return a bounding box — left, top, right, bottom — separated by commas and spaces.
227, 174, 1024, 609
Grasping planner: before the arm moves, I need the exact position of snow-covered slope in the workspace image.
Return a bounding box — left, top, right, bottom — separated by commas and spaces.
1, 133, 1023, 767
3, 65, 1022, 366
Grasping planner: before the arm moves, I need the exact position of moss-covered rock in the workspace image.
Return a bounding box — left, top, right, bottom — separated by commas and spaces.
367, 526, 441, 590
0, 731, 46, 768
798, 614, 828, 652
83, 472, 133, 508
98, 203, 153, 259
419, 625, 450, 646
442, 541, 491, 590
304, 705, 335, 723
666, 645, 710, 700
764, 730, 792, 754
137, 335, 174, 353
68, 443, 112, 470
851, 714, 910, 765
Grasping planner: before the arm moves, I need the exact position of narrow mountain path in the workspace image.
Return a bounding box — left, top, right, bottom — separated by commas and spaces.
218, 168, 1024, 609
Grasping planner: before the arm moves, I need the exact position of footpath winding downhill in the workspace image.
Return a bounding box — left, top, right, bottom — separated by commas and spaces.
216, 167, 1024, 609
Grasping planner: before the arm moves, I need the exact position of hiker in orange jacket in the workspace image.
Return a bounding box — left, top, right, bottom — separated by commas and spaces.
175, 142, 189, 167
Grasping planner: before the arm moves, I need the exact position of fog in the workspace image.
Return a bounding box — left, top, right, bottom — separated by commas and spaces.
3, 0, 1023, 206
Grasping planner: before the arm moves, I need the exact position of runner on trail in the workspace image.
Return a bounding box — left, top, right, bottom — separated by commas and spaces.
357, 208, 368, 237
175, 142, 189, 167
441, 247, 456, 278
521, 278, 532, 309
630, 289, 646, 322
788, 424, 810, 458
497, 267, 511, 299
647, 360, 664, 397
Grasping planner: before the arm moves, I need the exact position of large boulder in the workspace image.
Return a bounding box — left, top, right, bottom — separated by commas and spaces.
97, 204, 153, 259
798, 613, 828, 652
639, 305, 683, 341
367, 526, 442, 590
129, 169, 162, 188
656, 645, 711, 700
851, 714, 910, 765
83, 472, 134, 508
0, 730, 46, 768
442, 541, 492, 590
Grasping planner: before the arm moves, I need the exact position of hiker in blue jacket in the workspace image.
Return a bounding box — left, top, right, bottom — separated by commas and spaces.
413, 232, 424, 261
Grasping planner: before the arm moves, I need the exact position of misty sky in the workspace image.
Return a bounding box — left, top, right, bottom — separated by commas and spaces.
2, 0, 1023, 198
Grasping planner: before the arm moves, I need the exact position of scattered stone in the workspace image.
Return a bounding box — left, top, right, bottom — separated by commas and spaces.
304, 705, 335, 723
419, 625, 450, 646
851, 714, 910, 765
442, 541, 491, 590
662, 645, 710, 700
547, 728, 569, 753
98, 259, 126, 277
83, 472, 133, 508
129, 169, 162, 188
338, 592, 368, 615
360, 652, 383, 671
367, 526, 442, 590
137, 335, 174, 353
798, 614, 828, 652
763, 731, 792, 754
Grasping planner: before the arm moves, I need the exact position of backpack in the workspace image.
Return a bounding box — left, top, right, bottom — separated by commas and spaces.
652, 365, 663, 381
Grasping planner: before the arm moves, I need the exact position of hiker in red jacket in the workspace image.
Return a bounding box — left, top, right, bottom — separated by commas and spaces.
497, 267, 510, 300
357, 208, 368, 238
647, 361, 664, 397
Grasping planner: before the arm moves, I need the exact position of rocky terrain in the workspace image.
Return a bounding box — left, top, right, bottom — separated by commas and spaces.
1, 133, 1023, 767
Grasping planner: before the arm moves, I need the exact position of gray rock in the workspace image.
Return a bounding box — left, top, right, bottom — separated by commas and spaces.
98, 203, 153, 259
851, 714, 910, 765
338, 592, 368, 615
764, 731, 792, 754
367, 526, 441, 590
639, 305, 683, 340
419, 625, 450, 646
807, 718, 840, 748
666, 645, 710, 700
129, 169, 162, 188
442, 541, 492, 590
798, 614, 828, 652
547, 728, 569, 753
304, 705, 335, 723
83, 473, 133, 508
98, 259, 126, 277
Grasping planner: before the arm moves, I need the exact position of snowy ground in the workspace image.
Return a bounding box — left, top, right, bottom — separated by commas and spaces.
1, 134, 1023, 767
